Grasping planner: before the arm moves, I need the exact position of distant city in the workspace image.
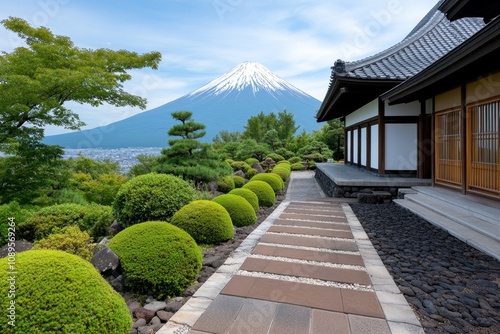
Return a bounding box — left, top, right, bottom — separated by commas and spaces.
64, 147, 163, 174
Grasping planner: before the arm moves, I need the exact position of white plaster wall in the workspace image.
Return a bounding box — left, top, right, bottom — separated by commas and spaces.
371, 124, 379, 169
347, 130, 352, 161
361, 127, 367, 166
345, 99, 378, 127
353, 129, 358, 164
385, 100, 420, 116
385, 124, 418, 170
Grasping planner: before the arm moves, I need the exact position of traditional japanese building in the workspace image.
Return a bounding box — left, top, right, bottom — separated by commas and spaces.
316, 1, 485, 180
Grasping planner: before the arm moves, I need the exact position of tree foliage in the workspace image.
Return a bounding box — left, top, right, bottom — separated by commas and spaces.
0, 17, 162, 146
242, 110, 299, 146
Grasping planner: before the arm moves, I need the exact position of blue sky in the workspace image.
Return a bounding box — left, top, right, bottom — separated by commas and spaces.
1, 0, 438, 135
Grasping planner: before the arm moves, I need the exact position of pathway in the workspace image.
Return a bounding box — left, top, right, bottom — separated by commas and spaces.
158, 171, 424, 334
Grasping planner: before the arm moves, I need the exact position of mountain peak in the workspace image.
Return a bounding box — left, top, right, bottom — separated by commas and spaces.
188, 61, 308, 98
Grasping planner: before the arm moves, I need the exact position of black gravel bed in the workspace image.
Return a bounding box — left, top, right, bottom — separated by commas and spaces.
350, 203, 500, 334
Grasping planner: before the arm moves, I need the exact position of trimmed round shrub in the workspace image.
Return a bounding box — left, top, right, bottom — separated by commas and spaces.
272, 165, 291, 182
108, 222, 202, 298
251, 173, 284, 195
244, 158, 259, 165
112, 173, 196, 227
231, 175, 246, 188
216, 175, 235, 193
266, 153, 285, 162
245, 168, 258, 179
231, 161, 251, 173
170, 200, 234, 244
291, 162, 305, 171
18, 203, 113, 242
289, 156, 301, 164
229, 188, 259, 212
277, 160, 291, 165
33, 226, 94, 261
242, 181, 276, 207
213, 194, 257, 227
0, 250, 132, 333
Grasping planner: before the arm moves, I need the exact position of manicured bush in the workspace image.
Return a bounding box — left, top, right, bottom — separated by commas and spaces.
216, 175, 235, 193
245, 168, 258, 179
229, 188, 259, 212
308, 161, 317, 170
0, 201, 35, 247
108, 222, 202, 298
18, 203, 114, 242
231, 161, 251, 173
266, 153, 285, 162
213, 194, 257, 227
277, 160, 291, 165
272, 164, 291, 182
0, 250, 132, 333
291, 162, 305, 171
170, 200, 234, 244
251, 173, 284, 195
79, 173, 128, 206
112, 173, 196, 227
231, 175, 246, 188
242, 181, 276, 207
244, 158, 259, 165
33, 226, 94, 261
289, 156, 301, 164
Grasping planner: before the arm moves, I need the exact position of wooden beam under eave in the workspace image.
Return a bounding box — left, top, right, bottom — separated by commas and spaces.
378, 98, 386, 175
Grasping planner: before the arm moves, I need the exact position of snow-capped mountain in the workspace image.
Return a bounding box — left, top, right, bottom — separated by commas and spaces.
44, 62, 321, 148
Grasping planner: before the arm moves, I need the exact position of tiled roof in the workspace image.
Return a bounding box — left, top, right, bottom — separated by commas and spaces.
331, 2, 485, 82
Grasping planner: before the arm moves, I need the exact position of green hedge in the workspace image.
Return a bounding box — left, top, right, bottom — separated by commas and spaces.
228, 188, 259, 212
242, 181, 276, 207
33, 226, 94, 261
272, 163, 291, 182
213, 194, 257, 227
112, 173, 196, 227
244, 158, 259, 165
231, 175, 246, 188
18, 203, 113, 242
0, 202, 35, 247
216, 176, 235, 193
250, 173, 284, 195
109, 222, 202, 298
288, 157, 301, 164
291, 162, 305, 171
170, 200, 234, 244
0, 250, 132, 333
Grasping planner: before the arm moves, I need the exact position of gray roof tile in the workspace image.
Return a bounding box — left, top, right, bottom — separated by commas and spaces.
333, 3, 485, 81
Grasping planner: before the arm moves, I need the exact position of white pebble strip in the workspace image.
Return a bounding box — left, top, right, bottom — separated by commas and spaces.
237, 270, 373, 292
276, 224, 350, 232
258, 242, 360, 255
249, 254, 367, 272
279, 217, 348, 224
266, 232, 356, 242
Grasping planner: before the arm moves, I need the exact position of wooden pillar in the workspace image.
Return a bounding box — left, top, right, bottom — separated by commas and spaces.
378, 98, 386, 175
461, 83, 467, 194
357, 125, 362, 168
431, 97, 436, 186
366, 124, 371, 171
350, 129, 354, 166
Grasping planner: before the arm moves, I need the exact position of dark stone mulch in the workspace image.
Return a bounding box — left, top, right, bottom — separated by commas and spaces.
351, 202, 500, 334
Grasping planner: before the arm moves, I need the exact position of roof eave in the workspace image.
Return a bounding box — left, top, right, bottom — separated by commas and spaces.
383, 18, 500, 105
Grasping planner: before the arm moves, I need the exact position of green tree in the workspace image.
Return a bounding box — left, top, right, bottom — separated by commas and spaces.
156, 111, 231, 184
312, 119, 344, 160
0, 139, 71, 204
242, 110, 299, 146
0, 17, 162, 147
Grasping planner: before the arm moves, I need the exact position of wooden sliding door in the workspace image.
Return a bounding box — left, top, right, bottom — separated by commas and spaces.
467, 99, 500, 197
435, 109, 462, 187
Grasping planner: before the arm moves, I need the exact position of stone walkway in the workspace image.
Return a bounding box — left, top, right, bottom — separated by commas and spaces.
158, 171, 424, 334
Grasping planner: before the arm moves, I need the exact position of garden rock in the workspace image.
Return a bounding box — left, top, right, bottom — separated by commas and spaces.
109, 220, 124, 236
156, 311, 174, 322
90, 245, 120, 274
0, 240, 33, 258
134, 307, 156, 323
143, 301, 167, 313
132, 318, 146, 329
252, 162, 264, 173
234, 170, 245, 178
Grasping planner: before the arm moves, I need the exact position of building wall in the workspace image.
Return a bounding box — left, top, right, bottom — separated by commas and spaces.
436, 87, 461, 111
345, 99, 378, 127
385, 124, 418, 170
371, 124, 379, 168
385, 100, 421, 116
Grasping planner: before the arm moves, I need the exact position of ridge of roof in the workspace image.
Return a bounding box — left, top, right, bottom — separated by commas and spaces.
332, 1, 485, 81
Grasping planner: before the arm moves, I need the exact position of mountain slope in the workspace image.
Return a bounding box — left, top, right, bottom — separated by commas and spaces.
44, 62, 321, 148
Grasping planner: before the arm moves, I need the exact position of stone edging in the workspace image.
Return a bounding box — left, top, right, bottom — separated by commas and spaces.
342, 203, 425, 334
156, 201, 291, 334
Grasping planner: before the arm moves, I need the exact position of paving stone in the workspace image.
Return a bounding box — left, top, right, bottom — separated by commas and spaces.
311, 310, 350, 334
274, 219, 350, 230
348, 314, 391, 334
268, 225, 354, 239
280, 213, 346, 222
227, 299, 277, 334
268, 303, 311, 334
192, 295, 245, 333
341, 289, 385, 318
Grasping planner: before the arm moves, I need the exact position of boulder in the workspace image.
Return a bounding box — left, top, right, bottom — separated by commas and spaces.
0, 241, 33, 258
90, 245, 120, 274
108, 220, 124, 236
135, 307, 156, 323
251, 163, 265, 174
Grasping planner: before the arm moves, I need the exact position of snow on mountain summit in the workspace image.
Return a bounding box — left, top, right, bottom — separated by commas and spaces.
188, 61, 310, 98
